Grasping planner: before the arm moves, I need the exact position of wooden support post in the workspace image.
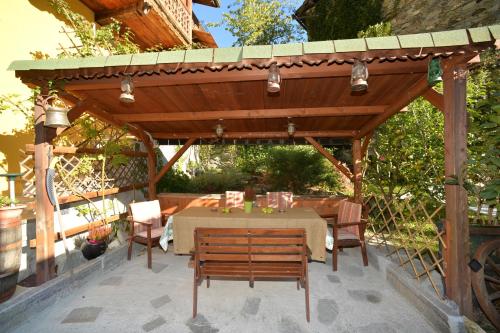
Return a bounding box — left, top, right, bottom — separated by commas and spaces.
352, 139, 362, 203
304, 137, 353, 180
34, 89, 56, 284
153, 138, 196, 184
442, 63, 472, 317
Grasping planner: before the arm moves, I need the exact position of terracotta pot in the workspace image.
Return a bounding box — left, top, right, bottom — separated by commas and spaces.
0, 205, 25, 303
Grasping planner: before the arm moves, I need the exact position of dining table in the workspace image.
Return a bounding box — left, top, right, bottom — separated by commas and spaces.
172, 206, 327, 262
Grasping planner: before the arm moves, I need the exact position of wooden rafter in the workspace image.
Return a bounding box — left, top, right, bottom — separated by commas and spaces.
356, 76, 431, 139
153, 138, 196, 184
304, 137, 353, 180
114, 106, 386, 123
153, 130, 357, 140
63, 60, 429, 91
422, 88, 444, 112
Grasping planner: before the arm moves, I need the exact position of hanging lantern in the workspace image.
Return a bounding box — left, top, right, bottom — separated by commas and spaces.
351, 59, 369, 91
287, 119, 296, 136
427, 58, 443, 86
120, 76, 135, 103
44, 97, 70, 128
267, 63, 281, 93
215, 120, 224, 138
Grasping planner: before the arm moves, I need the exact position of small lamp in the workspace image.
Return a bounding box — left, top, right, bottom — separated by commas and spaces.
44, 96, 70, 128
427, 58, 443, 86
351, 59, 369, 91
267, 63, 281, 93
287, 119, 296, 137
120, 76, 135, 103
215, 119, 224, 138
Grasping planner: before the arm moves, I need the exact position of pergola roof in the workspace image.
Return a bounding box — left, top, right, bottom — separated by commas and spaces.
9, 25, 499, 144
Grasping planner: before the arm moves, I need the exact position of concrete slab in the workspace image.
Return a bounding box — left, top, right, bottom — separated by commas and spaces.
4, 246, 439, 333
61, 306, 103, 323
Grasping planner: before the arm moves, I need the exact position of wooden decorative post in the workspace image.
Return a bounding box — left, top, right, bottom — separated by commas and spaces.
352, 139, 362, 203
442, 63, 472, 317
34, 89, 56, 284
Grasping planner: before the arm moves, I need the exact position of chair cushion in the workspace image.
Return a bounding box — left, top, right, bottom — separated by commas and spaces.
136, 227, 164, 239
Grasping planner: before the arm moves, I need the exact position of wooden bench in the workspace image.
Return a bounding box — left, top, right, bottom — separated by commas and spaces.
193, 227, 310, 321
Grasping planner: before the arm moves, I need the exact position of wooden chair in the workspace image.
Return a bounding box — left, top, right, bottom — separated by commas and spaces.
266, 192, 293, 210
331, 200, 368, 271
128, 200, 168, 269
193, 227, 310, 321
225, 191, 244, 208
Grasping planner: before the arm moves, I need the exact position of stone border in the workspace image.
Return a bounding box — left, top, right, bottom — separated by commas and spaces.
368, 248, 466, 333
0, 244, 144, 333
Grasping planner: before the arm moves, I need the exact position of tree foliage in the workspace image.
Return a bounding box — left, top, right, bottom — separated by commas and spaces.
304, 0, 383, 41
210, 0, 303, 46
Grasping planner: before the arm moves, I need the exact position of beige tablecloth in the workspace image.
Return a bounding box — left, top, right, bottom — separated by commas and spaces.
173, 207, 327, 262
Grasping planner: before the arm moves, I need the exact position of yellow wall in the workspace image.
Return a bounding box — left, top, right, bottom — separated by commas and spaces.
0, 0, 94, 195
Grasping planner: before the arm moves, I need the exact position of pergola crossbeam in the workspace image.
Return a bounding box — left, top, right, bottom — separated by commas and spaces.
115, 106, 386, 123
422, 88, 444, 112
152, 130, 357, 140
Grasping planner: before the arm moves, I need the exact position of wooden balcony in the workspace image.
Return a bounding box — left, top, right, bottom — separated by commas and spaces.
81, 0, 216, 49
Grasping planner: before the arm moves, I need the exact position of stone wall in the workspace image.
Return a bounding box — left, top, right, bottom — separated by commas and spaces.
382, 0, 499, 35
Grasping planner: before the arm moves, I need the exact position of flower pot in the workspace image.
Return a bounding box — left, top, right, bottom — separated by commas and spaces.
0, 205, 25, 303
244, 201, 253, 214
81, 239, 107, 260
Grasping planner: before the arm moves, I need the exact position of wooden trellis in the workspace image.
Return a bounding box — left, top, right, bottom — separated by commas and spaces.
20, 114, 148, 203
364, 195, 447, 297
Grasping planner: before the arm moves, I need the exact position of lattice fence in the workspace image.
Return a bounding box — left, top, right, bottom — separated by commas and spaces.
364, 195, 447, 297
20, 114, 148, 201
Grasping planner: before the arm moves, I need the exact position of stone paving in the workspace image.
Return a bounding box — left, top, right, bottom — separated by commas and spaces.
11, 245, 438, 333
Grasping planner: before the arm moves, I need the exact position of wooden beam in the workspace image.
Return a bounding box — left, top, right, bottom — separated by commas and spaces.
25, 144, 148, 157
115, 106, 386, 123
356, 75, 431, 139
153, 130, 357, 140
352, 139, 362, 203
361, 131, 373, 159
422, 88, 444, 112
56, 183, 148, 205
442, 63, 473, 317
95, 2, 146, 23
34, 89, 56, 284
63, 60, 429, 91
304, 137, 353, 180
154, 138, 196, 184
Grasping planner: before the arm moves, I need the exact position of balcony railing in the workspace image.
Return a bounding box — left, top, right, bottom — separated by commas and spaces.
156, 0, 192, 44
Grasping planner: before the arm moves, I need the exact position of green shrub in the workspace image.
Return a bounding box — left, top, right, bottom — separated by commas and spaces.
190, 169, 250, 194
156, 169, 192, 193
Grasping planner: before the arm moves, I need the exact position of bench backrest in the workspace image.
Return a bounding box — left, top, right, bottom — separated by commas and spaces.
194, 228, 307, 263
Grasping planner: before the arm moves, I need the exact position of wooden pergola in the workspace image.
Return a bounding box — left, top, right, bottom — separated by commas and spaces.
10, 25, 499, 317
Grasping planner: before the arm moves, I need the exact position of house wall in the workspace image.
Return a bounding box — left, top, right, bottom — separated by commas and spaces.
382, 0, 500, 35
0, 0, 94, 195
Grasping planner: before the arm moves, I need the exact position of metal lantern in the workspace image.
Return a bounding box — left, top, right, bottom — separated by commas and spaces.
351, 59, 369, 91
44, 97, 70, 128
427, 58, 443, 86
267, 63, 281, 93
287, 120, 296, 136
120, 76, 135, 103
215, 120, 224, 138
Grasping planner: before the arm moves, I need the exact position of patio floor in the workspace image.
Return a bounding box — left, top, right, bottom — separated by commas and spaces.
10, 245, 437, 333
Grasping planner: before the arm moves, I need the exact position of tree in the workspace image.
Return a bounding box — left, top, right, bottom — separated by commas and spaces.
210, 0, 303, 46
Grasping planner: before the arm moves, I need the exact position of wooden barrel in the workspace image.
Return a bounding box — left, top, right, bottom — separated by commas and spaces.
0, 206, 24, 303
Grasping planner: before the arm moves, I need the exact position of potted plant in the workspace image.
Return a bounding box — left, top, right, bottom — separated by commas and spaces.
0, 196, 26, 303
81, 224, 111, 260
244, 187, 256, 214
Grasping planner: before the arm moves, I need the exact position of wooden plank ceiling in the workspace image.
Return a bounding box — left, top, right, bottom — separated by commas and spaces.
68, 61, 427, 141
